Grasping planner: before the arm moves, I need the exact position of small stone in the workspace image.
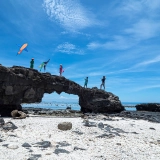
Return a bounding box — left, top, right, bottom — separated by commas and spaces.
45, 151, 52, 155
98, 122, 104, 129
22, 142, 31, 148
116, 143, 121, 145
7, 144, 19, 149
58, 122, 72, 131
54, 148, 70, 154
2, 122, 18, 130
34, 141, 51, 148
149, 127, 156, 130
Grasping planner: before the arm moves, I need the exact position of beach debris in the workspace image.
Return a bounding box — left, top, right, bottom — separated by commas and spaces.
2, 122, 18, 130
58, 122, 72, 131
11, 110, 27, 119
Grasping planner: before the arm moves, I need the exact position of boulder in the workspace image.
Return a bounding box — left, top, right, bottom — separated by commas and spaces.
58, 122, 72, 131
136, 103, 160, 112
11, 110, 27, 119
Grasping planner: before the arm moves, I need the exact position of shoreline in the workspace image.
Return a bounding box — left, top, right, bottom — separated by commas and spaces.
20, 107, 160, 123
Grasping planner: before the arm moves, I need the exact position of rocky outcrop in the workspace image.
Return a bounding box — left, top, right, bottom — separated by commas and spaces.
0, 65, 124, 116
136, 103, 160, 112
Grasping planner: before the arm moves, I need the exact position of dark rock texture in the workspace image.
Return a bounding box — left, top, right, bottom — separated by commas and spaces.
0, 65, 124, 116
109, 111, 160, 123
136, 103, 160, 112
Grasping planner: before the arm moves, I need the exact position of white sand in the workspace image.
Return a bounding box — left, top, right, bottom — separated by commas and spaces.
0, 116, 160, 160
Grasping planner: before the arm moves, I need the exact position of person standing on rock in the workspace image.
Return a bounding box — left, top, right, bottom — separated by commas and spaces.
100, 76, 106, 90
40, 59, 50, 72
43, 59, 50, 72
30, 58, 34, 69
84, 77, 88, 88
59, 64, 64, 76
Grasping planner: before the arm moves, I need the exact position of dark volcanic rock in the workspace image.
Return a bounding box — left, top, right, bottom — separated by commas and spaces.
136, 103, 160, 112
0, 65, 124, 116
110, 111, 160, 123
2, 122, 18, 130
34, 141, 51, 148
0, 118, 5, 126
22, 142, 31, 148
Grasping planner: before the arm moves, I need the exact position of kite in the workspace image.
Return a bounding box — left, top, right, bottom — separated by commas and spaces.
17, 43, 28, 55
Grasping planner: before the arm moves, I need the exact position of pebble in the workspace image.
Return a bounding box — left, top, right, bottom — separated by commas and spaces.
7, 144, 19, 149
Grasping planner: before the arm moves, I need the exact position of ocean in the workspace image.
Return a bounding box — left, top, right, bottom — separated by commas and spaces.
22, 102, 138, 111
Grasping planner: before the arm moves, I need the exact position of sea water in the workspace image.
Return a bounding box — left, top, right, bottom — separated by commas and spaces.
22, 102, 138, 111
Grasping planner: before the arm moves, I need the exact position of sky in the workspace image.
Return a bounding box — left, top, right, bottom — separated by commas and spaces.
0, 0, 160, 103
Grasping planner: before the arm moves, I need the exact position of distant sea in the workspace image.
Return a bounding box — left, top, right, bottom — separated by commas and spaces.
22, 101, 139, 111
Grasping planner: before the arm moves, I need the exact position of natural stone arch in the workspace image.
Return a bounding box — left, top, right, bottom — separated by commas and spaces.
0, 65, 124, 116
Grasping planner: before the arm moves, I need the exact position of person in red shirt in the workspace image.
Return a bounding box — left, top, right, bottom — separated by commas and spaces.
59, 64, 64, 76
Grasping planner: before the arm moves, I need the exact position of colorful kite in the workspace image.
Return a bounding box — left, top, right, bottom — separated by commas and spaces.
17, 43, 28, 55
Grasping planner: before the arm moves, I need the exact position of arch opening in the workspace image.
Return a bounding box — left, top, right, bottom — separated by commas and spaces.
22, 92, 80, 111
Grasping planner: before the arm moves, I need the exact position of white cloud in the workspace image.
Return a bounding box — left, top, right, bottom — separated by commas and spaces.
56, 42, 84, 55
125, 19, 160, 40
87, 36, 134, 50
88, 19, 160, 50
134, 84, 160, 92
135, 55, 160, 67
118, 0, 160, 17
43, 0, 95, 31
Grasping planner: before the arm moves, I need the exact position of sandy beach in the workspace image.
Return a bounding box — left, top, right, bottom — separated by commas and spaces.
0, 115, 160, 160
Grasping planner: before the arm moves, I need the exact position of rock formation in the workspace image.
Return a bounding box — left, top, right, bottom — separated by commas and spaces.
0, 65, 124, 116
136, 103, 160, 112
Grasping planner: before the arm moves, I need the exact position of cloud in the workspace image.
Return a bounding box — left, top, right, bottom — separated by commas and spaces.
118, 0, 160, 17
56, 42, 84, 55
134, 55, 160, 67
134, 84, 160, 92
88, 19, 160, 50
87, 36, 134, 50
43, 0, 95, 31
125, 19, 160, 40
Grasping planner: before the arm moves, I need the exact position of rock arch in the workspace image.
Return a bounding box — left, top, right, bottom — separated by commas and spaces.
0, 65, 124, 116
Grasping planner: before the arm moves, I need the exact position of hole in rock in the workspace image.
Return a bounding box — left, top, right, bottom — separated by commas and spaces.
22, 92, 80, 110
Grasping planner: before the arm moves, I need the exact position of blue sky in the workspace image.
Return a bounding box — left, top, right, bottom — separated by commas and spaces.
1, 0, 160, 103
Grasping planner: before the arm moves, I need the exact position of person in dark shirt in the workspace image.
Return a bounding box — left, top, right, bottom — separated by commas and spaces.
84, 77, 88, 88
30, 58, 34, 69
100, 76, 106, 90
